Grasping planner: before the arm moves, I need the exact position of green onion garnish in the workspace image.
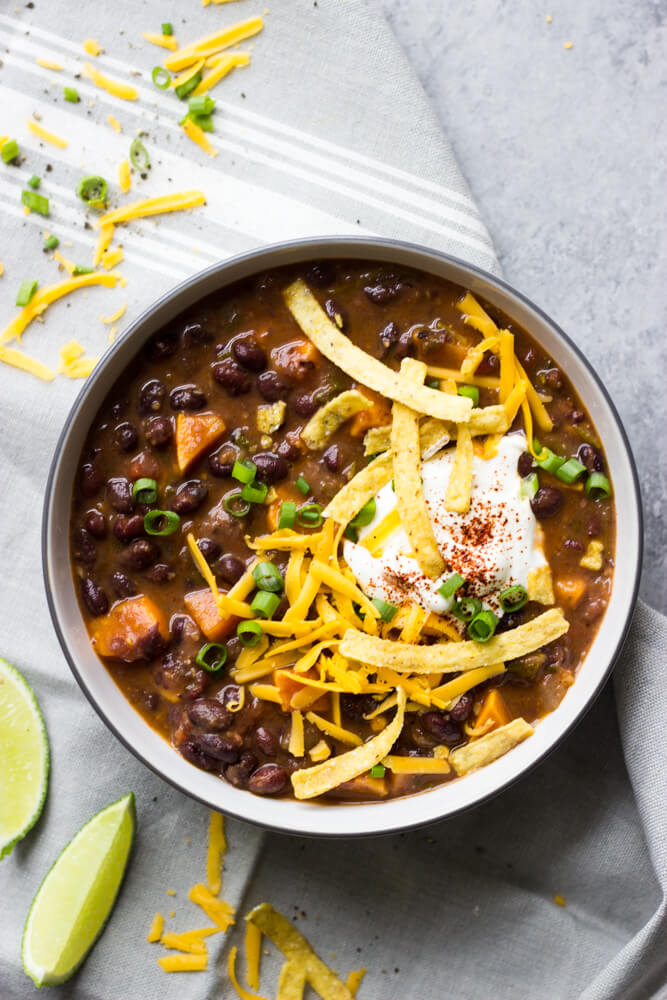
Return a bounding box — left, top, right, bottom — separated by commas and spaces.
371, 597, 398, 623
174, 71, 202, 100
250, 590, 280, 619
63, 87, 80, 103
344, 525, 358, 542
143, 510, 180, 535
192, 114, 214, 132
223, 492, 251, 517
585, 472, 612, 500
161, 22, 173, 35
241, 481, 269, 504
451, 597, 483, 622
556, 458, 587, 484
43, 234, 59, 250
129, 138, 150, 172
520, 472, 539, 499
27, 175, 41, 190
132, 477, 158, 504
350, 498, 376, 528
237, 621, 263, 646
232, 459, 257, 484
21, 189, 49, 215
15, 280, 38, 307
468, 609, 499, 643
457, 384, 480, 406
499, 584, 528, 613
252, 561, 284, 593
76, 175, 108, 209
188, 95, 216, 117
195, 642, 228, 673
425, 377, 440, 389
370, 764, 386, 778
295, 475, 310, 495
296, 503, 323, 527
278, 501, 296, 530
72, 265, 94, 275
438, 573, 465, 600
535, 447, 565, 475
1, 139, 19, 164
152, 66, 171, 90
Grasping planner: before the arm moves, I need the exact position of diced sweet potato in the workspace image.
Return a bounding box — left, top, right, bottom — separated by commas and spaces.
175, 412, 225, 473
273, 669, 328, 713
184, 588, 238, 641
91, 595, 169, 662
349, 389, 391, 437
326, 774, 388, 800
475, 688, 512, 732
554, 576, 587, 608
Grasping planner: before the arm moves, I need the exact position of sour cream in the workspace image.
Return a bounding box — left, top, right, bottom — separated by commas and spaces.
343, 432, 548, 617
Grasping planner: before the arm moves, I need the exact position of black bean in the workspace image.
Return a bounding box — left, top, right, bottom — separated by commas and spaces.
121, 538, 158, 570
293, 392, 319, 417
305, 261, 335, 287
81, 576, 109, 616
191, 731, 241, 763
106, 477, 134, 514
141, 691, 159, 711
179, 741, 219, 771
138, 379, 166, 414
517, 452, 534, 477
253, 452, 288, 484
254, 726, 279, 757
85, 510, 107, 538
276, 438, 301, 461
232, 335, 267, 372
170, 614, 188, 642
217, 554, 246, 585
182, 321, 213, 346
198, 537, 222, 562
522, 347, 536, 369
171, 479, 208, 515
113, 421, 138, 452
170, 384, 207, 411
587, 515, 602, 537
379, 321, 399, 354
477, 352, 499, 375
395, 329, 416, 359
224, 751, 258, 789
219, 684, 244, 710
208, 443, 237, 478
73, 528, 96, 565
363, 281, 401, 304
323, 444, 341, 472
541, 368, 564, 391
568, 409, 585, 424
449, 694, 473, 723
530, 486, 564, 519
146, 562, 174, 584
582, 598, 605, 624
324, 298, 347, 330
421, 712, 463, 746
145, 331, 178, 361
79, 462, 103, 498
577, 443, 604, 473
212, 359, 251, 396
564, 537, 585, 552
257, 370, 289, 402
341, 694, 376, 721
145, 416, 173, 447
111, 571, 137, 598
112, 514, 145, 542
248, 763, 289, 795
188, 699, 233, 731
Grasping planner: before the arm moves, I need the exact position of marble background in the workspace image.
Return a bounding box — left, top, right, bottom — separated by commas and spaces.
385, 0, 667, 613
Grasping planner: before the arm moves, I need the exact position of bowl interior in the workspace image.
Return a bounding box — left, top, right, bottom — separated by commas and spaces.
43, 238, 642, 837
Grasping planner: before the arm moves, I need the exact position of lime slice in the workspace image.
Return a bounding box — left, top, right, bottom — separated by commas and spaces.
0, 657, 50, 859
22, 792, 136, 987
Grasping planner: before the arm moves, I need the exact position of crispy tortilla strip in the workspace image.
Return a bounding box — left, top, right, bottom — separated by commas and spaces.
301, 390, 371, 449
291, 688, 406, 799
449, 718, 534, 775
277, 960, 308, 1000
323, 451, 393, 523
363, 403, 513, 456
283, 279, 472, 422
391, 359, 445, 578
247, 903, 355, 1000
527, 564, 555, 605
444, 424, 473, 514
340, 608, 568, 674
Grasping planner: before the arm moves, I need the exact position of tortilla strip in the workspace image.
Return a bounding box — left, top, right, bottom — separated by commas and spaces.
339, 608, 568, 674
323, 451, 393, 523
391, 359, 445, 578
444, 424, 474, 514
301, 390, 371, 449
283, 279, 473, 422
247, 904, 355, 1000
527, 564, 555, 605
277, 960, 308, 1000
449, 718, 534, 775
363, 404, 513, 456
291, 688, 406, 799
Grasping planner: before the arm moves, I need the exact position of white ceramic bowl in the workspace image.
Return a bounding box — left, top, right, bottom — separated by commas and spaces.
43, 238, 642, 837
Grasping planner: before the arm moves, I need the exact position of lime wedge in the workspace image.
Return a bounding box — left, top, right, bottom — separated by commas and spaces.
22, 792, 136, 987
0, 657, 50, 859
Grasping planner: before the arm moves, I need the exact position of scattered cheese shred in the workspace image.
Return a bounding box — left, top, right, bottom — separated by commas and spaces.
191, 51, 250, 95
161, 928, 217, 954
101, 247, 124, 270
171, 59, 206, 91
163, 17, 264, 72
58, 340, 99, 379
158, 952, 208, 972
181, 117, 218, 157
188, 883, 236, 932
83, 61, 138, 100
143, 31, 180, 52
27, 120, 67, 148
244, 921, 262, 992
83, 38, 104, 56
100, 301, 126, 324
0, 272, 121, 346
94, 224, 115, 267
346, 969, 367, 994
0, 346, 55, 381
107, 114, 122, 133
206, 811, 226, 896
309, 739, 331, 762
228, 945, 271, 1000
36, 57, 63, 70
53, 250, 75, 275
96, 190, 206, 227
147, 912, 165, 943
305, 712, 362, 747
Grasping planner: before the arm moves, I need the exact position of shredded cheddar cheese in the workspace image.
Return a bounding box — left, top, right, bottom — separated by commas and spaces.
143, 32, 180, 52
27, 120, 67, 148
101, 247, 124, 270
191, 52, 250, 95
83, 38, 104, 56
94, 224, 115, 267
36, 57, 63, 70
164, 18, 264, 72
181, 117, 218, 157
158, 952, 208, 972
96, 190, 206, 227
206, 811, 226, 896
188, 883, 235, 932
0, 345, 55, 381
244, 921, 262, 992
147, 912, 165, 943
288, 709, 305, 757
83, 62, 138, 100
107, 114, 122, 133
0, 272, 121, 346
100, 301, 126, 324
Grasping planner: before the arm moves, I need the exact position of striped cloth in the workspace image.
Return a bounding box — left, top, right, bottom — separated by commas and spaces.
0, 3, 665, 1000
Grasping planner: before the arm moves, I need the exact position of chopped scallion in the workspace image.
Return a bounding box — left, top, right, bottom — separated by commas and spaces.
425, 376, 440, 389
129, 138, 150, 172
232, 459, 257, 484
556, 458, 587, 484
161, 22, 173, 35
252, 561, 284, 593
585, 472, 612, 500
223, 492, 251, 518
468, 609, 499, 643
237, 621, 263, 646
457, 384, 480, 406
241, 481, 268, 504
63, 87, 80, 103
249, 590, 280, 619
27, 175, 41, 189
295, 475, 310, 495
132, 477, 158, 504
520, 472, 539, 499
152, 66, 171, 90
296, 503, 323, 527
371, 597, 398, 623
21, 189, 49, 215
195, 642, 227, 673
174, 71, 202, 100
188, 95, 216, 117
15, 280, 38, 307
350, 498, 376, 528
278, 501, 296, 530
451, 597, 482, 623
438, 573, 465, 600
44, 234, 59, 250
76, 175, 108, 209
499, 585, 528, 613
143, 510, 180, 536
72, 265, 94, 275
535, 447, 565, 476
1, 139, 19, 164
370, 764, 386, 778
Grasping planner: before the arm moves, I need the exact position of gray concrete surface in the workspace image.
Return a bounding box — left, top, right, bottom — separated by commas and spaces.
385, 0, 667, 613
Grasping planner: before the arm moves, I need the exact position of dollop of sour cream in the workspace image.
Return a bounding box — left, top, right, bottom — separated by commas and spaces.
343, 432, 548, 617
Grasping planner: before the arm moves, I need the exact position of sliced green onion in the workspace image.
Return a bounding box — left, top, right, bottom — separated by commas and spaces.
241, 481, 268, 504
43, 234, 59, 250
1, 139, 19, 164
556, 458, 587, 484
15, 280, 38, 307
499, 585, 528, 613
451, 597, 483, 622
252, 561, 284, 593
161, 22, 173, 35
175, 71, 202, 100
350, 498, 376, 528
468, 609, 499, 643
21, 189, 49, 215
520, 472, 539, 499
76, 175, 108, 209
438, 573, 465, 600
195, 642, 228, 673
391, 479, 395, 492
63, 87, 80, 103
223, 492, 251, 518
370, 764, 386, 778
344, 525, 358, 542
457, 384, 480, 406
129, 138, 150, 172
295, 475, 310, 495
425, 376, 440, 389
188, 95, 216, 117
143, 510, 180, 535
371, 597, 398, 623
232, 459, 257, 484
296, 503, 323, 527
250, 590, 280, 619
187, 113, 214, 132
536, 447, 565, 475
237, 621, 263, 646
132, 477, 158, 504
72, 264, 94, 275
27, 175, 41, 190
152, 66, 171, 90
585, 472, 612, 500
278, 501, 296, 530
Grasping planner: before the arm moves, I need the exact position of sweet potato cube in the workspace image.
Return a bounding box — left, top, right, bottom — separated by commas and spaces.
91, 595, 169, 662
349, 391, 391, 437
554, 576, 587, 608
475, 688, 512, 732
328, 774, 388, 799
175, 412, 225, 473
184, 588, 238, 641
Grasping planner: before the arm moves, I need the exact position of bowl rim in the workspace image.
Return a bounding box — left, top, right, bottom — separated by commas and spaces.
42, 235, 643, 838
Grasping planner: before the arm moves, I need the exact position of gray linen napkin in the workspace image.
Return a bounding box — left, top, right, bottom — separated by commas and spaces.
0, 2, 664, 998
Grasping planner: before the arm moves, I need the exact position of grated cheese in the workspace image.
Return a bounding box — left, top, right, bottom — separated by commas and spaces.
158, 952, 208, 972
305, 712, 362, 747
27, 120, 67, 148
83, 38, 104, 56
100, 301, 126, 324
107, 114, 122, 133
101, 247, 124, 270
36, 57, 63, 70
143, 32, 179, 52
53, 250, 75, 275
0, 346, 54, 381
94, 224, 115, 267
181, 117, 218, 157
206, 811, 226, 896
228, 945, 271, 1000
346, 969, 367, 995
383, 755, 451, 774
0, 272, 121, 345
188, 883, 235, 932
163, 18, 264, 72
161, 928, 217, 954
248, 684, 283, 705
170, 59, 206, 91
83, 62, 138, 100
96, 190, 206, 227
309, 739, 331, 762
191, 52, 250, 95
147, 911, 165, 942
